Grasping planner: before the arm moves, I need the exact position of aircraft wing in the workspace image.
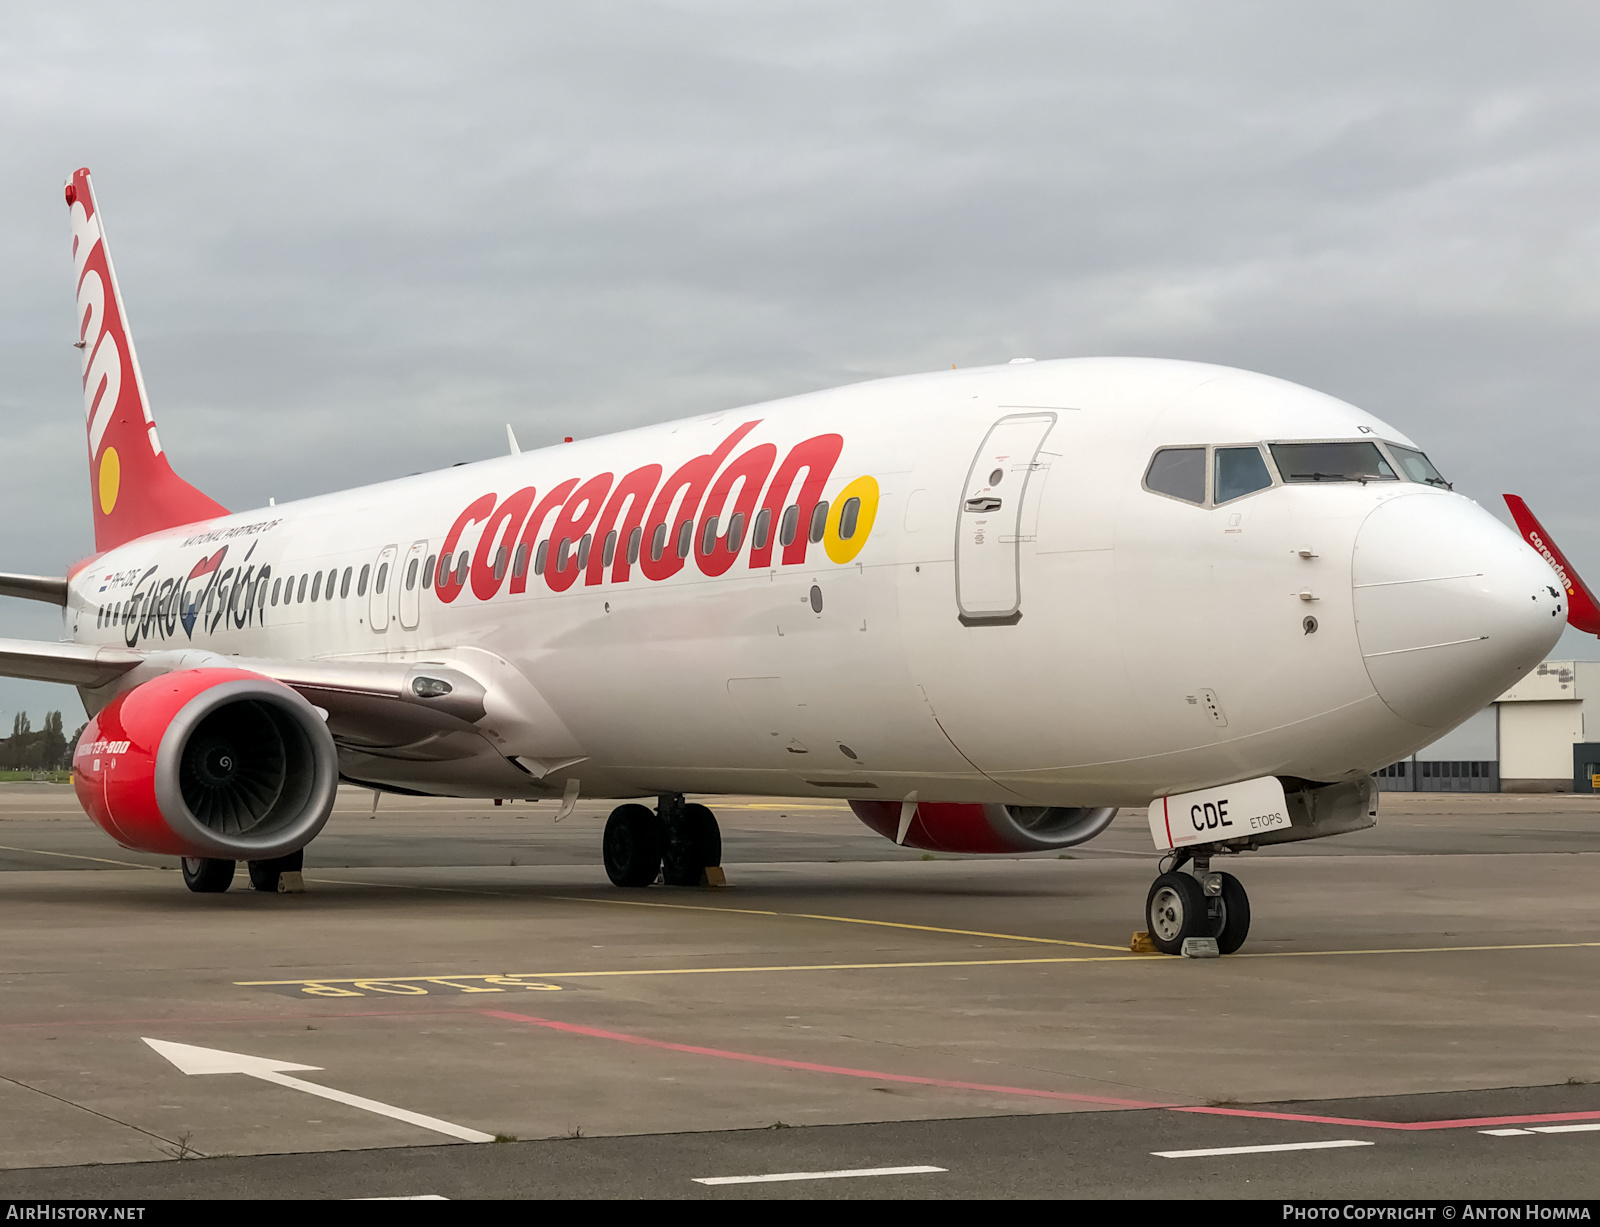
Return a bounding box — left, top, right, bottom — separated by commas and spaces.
0, 573, 68, 606
1503, 494, 1600, 635
0, 638, 143, 686
0, 638, 487, 740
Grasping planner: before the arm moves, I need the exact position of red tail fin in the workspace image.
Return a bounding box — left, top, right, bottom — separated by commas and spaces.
1504, 494, 1600, 635
66, 168, 227, 552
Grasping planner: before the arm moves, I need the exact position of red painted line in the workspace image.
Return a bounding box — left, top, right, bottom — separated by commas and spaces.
484, 1010, 1170, 1109
1162, 796, 1172, 848
1173, 1105, 1600, 1132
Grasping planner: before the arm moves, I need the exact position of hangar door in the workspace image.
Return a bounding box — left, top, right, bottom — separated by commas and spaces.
954, 412, 1055, 624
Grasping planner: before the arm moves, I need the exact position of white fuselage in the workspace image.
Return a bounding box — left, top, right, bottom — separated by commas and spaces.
64, 358, 1564, 807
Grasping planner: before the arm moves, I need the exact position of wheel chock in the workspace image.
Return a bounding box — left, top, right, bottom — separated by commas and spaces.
700, 867, 728, 888
1130, 931, 1155, 953
1181, 936, 1219, 958
277, 871, 306, 894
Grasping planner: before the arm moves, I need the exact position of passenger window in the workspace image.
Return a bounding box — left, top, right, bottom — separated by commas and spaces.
535, 541, 549, 575
557, 537, 572, 571
406, 558, 419, 590
1269, 441, 1397, 484
341, 566, 352, 598
436, 553, 452, 586
374, 565, 387, 596
258, 581, 268, 609
421, 557, 433, 590
271, 578, 281, 606
1388, 444, 1449, 488
728, 511, 745, 553
492, 547, 507, 581
578, 533, 592, 569
1214, 447, 1273, 504
311, 572, 321, 603
840, 497, 861, 539
753, 508, 771, 552
809, 501, 829, 543
676, 518, 693, 558
628, 526, 642, 565
512, 543, 528, 579
1144, 448, 1206, 504
455, 552, 469, 585
357, 564, 370, 597
779, 505, 799, 547
298, 574, 309, 602
650, 524, 667, 562
603, 530, 618, 568
700, 516, 718, 555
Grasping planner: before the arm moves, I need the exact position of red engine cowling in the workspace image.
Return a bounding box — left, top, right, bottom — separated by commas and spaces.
73, 668, 339, 860
849, 800, 1119, 854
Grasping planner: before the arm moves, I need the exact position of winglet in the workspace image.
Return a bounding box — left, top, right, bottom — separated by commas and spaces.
1504, 494, 1600, 635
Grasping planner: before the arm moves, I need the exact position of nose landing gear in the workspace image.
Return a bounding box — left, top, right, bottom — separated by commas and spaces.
1144, 850, 1251, 955
602, 794, 723, 888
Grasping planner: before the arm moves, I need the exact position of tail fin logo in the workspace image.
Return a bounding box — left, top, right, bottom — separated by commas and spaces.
67, 177, 150, 508
63, 169, 227, 552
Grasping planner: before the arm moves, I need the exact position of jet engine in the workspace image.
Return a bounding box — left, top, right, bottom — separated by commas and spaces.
848, 800, 1118, 854
73, 668, 338, 861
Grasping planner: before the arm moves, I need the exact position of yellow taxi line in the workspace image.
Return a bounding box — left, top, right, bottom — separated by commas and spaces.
234, 938, 1600, 990
550, 893, 1127, 951
0, 844, 160, 870
235, 954, 1149, 986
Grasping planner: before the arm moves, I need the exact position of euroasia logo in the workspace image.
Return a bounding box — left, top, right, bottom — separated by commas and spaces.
433, 421, 880, 604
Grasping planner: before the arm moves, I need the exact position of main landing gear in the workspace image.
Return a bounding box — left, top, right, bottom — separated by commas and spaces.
179, 849, 305, 894
1144, 849, 1251, 956
603, 794, 722, 888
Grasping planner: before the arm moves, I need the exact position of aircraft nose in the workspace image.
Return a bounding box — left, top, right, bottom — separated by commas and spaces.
1352, 493, 1564, 728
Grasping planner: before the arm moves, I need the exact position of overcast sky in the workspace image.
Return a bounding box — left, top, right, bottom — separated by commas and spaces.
3, 1, 1600, 726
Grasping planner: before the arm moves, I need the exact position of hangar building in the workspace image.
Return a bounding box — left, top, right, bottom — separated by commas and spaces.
1376, 659, 1600, 794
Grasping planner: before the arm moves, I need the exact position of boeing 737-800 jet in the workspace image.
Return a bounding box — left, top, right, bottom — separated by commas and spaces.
0, 170, 1568, 955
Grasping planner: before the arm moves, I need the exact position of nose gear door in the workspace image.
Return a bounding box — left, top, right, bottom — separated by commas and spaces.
955, 412, 1055, 623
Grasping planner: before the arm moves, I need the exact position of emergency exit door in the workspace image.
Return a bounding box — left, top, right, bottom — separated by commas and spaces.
955, 412, 1055, 623
369, 544, 398, 632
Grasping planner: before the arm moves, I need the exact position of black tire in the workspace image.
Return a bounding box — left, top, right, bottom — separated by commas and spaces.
604, 804, 662, 887
1209, 871, 1251, 955
181, 857, 235, 893
1145, 871, 1207, 955
662, 803, 721, 887
247, 848, 304, 893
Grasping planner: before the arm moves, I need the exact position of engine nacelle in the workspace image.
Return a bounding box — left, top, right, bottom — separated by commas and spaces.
73, 668, 338, 861
849, 800, 1119, 854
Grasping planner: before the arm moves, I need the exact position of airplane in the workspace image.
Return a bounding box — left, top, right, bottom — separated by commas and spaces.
1502, 495, 1600, 637
0, 169, 1566, 957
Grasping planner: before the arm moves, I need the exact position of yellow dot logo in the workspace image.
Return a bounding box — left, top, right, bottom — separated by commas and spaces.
98, 447, 120, 515
824, 475, 879, 564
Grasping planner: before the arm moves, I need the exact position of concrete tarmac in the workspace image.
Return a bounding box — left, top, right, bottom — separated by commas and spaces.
2, 785, 1599, 1199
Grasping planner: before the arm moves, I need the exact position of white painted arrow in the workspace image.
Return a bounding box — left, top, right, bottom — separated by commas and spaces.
142, 1038, 494, 1143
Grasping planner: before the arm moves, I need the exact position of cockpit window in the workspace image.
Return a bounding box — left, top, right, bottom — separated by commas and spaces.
1388, 444, 1449, 488
1269, 441, 1397, 484
1144, 447, 1206, 504
1214, 446, 1273, 504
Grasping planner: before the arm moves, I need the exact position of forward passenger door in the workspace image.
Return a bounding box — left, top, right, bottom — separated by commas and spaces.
954, 413, 1056, 623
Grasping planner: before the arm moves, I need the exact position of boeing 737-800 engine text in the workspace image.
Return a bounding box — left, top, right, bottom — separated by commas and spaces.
0, 169, 1566, 954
